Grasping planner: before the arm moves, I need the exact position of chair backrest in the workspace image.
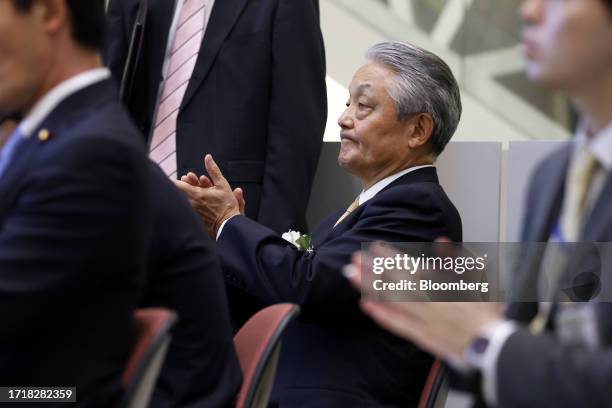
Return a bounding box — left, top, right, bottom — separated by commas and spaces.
418, 359, 449, 408
120, 308, 178, 408
233, 303, 300, 408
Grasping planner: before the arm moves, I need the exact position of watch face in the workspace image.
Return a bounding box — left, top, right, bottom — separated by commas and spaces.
471, 336, 490, 354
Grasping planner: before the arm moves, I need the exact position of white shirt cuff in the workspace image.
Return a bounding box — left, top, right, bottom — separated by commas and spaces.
465, 320, 517, 406
481, 320, 517, 405
215, 215, 240, 241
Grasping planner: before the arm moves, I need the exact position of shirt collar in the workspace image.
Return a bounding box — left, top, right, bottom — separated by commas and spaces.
18, 68, 111, 138
573, 120, 612, 171
358, 165, 434, 205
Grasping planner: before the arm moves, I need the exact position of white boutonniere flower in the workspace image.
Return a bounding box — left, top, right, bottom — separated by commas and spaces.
282, 229, 313, 253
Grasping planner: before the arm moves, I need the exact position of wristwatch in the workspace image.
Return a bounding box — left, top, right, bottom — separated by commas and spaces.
464, 334, 491, 368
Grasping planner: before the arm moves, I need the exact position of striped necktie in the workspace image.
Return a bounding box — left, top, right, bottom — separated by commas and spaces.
149, 0, 207, 178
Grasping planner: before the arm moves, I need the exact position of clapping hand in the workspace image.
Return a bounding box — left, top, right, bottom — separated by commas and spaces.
174, 154, 246, 238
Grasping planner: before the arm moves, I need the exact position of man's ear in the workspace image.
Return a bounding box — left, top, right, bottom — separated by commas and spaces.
35, 0, 68, 35
406, 113, 434, 150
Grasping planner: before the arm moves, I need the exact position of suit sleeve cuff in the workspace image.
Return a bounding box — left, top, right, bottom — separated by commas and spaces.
465, 320, 518, 406
216, 214, 241, 241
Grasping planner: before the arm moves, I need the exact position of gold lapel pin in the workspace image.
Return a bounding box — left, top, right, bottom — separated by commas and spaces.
38, 129, 51, 142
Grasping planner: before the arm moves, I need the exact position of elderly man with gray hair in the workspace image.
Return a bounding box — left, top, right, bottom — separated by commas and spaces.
175, 41, 463, 407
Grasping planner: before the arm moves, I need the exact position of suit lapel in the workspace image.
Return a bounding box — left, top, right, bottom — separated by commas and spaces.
528, 146, 570, 241
318, 207, 368, 247
312, 209, 345, 248
148, 0, 177, 94
155, 0, 177, 35
583, 174, 612, 241
180, 0, 248, 111
511, 148, 568, 304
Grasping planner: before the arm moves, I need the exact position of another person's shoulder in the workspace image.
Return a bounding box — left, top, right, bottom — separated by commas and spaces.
57, 102, 145, 160
72, 100, 144, 151
530, 142, 572, 185
33, 100, 147, 185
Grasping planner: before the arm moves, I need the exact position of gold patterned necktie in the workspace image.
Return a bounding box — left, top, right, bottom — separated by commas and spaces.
333, 197, 360, 228
559, 145, 599, 242
530, 145, 599, 334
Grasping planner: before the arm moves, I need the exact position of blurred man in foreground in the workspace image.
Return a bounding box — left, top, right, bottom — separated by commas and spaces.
350, 1, 612, 406
176, 41, 463, 407
0, 1, 241, 407
0, 0, 149, 405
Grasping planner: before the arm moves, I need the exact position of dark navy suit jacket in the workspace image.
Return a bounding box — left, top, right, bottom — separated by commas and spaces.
104, 0, 327, 234
0, 79, 150, 406
217, 167, 462, 407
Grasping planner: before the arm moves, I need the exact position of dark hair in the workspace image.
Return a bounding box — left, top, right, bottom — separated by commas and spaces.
11, 0, 106, 51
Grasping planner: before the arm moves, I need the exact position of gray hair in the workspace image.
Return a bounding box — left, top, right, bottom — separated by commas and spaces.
366, 41, 462, 155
